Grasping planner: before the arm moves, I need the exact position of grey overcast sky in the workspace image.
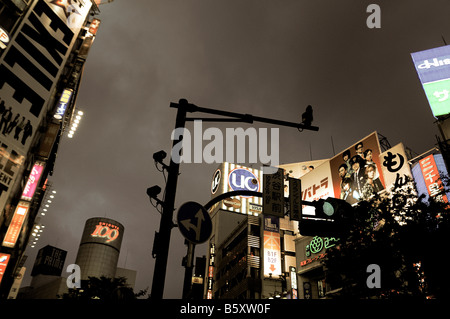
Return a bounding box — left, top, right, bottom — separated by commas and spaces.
21, 0, 450, 298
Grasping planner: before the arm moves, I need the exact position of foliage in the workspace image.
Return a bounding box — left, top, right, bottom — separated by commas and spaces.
63, 276, 149, 300
322, 176, 450, 299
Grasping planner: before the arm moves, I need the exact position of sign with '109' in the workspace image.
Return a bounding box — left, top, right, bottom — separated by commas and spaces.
90, 222, 120, 243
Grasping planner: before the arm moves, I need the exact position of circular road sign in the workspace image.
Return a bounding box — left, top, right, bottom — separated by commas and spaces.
177, 201, 212, 244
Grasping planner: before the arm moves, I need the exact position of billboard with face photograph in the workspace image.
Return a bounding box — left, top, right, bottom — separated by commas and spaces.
282, 132, 386, 213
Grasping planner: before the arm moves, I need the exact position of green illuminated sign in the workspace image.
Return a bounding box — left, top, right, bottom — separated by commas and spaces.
422, 78, 450, 117
305, 236, 339, 257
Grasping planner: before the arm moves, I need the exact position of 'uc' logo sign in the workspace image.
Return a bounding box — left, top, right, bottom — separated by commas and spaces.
228, 168, 260, 195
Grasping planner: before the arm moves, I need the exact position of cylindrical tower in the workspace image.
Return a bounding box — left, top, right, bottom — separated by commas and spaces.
75, 217, 124, 280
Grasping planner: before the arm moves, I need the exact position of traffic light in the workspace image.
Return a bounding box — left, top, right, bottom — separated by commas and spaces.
299, 197, 353, 237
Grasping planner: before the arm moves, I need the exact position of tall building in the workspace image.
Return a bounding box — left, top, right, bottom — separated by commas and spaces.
204, 162, 298, 299
75, 217, 125, 281
0, 0, 102, 298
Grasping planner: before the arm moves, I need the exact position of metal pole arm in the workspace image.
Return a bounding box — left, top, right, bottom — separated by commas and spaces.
170, 100, 319, 131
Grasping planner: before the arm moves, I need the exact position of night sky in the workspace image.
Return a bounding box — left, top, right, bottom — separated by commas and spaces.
21, 0, 450, 298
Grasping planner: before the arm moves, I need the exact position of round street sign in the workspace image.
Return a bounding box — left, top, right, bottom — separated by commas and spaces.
177, 201, 212, 244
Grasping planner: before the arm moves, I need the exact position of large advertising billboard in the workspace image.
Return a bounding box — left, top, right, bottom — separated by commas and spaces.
281, 132, 386, 218
0, 0, 91, 215
411, 45, 450, 118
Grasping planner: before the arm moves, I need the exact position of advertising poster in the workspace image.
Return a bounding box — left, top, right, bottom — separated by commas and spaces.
300, 160, 334, 216
329, 132, 385, 204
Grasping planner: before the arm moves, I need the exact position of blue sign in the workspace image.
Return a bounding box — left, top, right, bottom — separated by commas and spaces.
177, 201, 212, 244
411, 45, 450, 117
53, 89, 73, 120
228, 168, 260, 193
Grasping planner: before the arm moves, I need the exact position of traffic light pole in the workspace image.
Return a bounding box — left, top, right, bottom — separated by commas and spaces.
150, 99, 318, 299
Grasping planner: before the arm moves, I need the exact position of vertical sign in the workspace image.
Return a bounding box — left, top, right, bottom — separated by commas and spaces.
290, 266, 298, 299
53, 89, 73, 120
380, 143, 413, 191
2, 201, 30, 248
21, 161, 45, 201
263, 216, 282, 277
0, 253, 11, 285
288, 177, 301, 221
263, 167, 285, 217
419, 155, 449, 203
207, 243, 215, 299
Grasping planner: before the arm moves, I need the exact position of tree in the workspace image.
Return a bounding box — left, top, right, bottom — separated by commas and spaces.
322, 176, 450, 299
63, 276, 148, 300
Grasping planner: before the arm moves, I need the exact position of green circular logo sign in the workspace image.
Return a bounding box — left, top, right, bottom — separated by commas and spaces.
309, 236, 324, 254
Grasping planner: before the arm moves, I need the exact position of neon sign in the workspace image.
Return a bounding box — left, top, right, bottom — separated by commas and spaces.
91, 222, 120, 243
301, 236, 339, 267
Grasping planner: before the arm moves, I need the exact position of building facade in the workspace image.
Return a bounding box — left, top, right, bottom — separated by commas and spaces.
0, 0, 101, 298
75, 217, 124, 281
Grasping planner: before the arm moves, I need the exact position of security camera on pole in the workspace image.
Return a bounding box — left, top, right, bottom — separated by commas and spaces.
147, 99, 319, 299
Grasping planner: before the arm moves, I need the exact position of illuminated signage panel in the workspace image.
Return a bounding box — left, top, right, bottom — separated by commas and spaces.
412, 45, 450, 118
418, 154, 449, 203
80, 218, 124, 251
0, 253, 11, 285
0, 27, 9, 49
21, 161, 45, 201
53, 89, 73, 120
263, 216, 282, 277
2, 201, 30, 248
210, 163, 263, 215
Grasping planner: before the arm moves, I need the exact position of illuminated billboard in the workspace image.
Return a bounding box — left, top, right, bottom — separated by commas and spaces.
79, 217, 124, 251
263, 216, 282, 277
2, 201, 30, 248
411, 45, 450, 118
21, 161, 45, 201
412, 154, 449, 204
210, 162, 263, 215
280, 132, 385, 217
0, 253, 11, 285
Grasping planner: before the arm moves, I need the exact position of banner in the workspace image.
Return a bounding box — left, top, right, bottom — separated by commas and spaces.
2, 201, 30, 248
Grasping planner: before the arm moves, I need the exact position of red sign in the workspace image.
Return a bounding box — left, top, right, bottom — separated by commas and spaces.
0, 253, 11, 285
2, 202, 29, 248
419, 155, 449, 203
91, 222, 120, 243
